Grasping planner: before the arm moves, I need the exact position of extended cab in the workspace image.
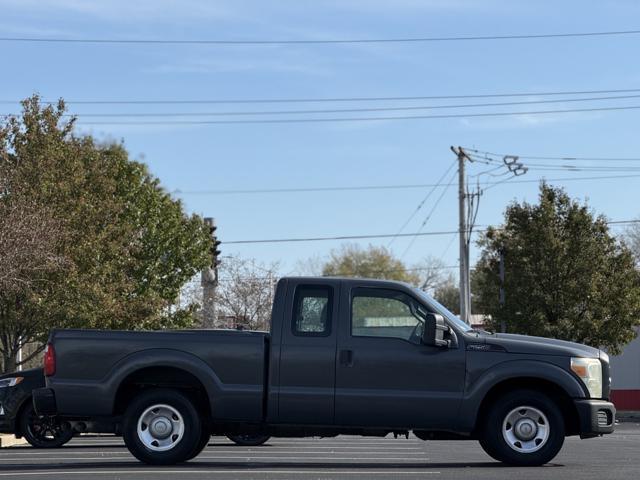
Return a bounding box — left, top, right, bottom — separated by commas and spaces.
34, 277, 615, 466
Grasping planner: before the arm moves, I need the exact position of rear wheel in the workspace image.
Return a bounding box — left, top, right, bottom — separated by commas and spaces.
479, 389, 565, 466
123, 389, 202, 465
19, 402, 74, 448
227, 433, 271, 446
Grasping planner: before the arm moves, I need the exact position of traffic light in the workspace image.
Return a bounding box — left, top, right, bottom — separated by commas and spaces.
204, 218, 221, 269
212, 237, 222, 268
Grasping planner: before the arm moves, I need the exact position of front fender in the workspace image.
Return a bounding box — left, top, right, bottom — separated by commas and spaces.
457, 359, 587, 432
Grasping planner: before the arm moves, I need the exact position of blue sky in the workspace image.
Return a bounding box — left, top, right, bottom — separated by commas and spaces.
2, 0, 639, 275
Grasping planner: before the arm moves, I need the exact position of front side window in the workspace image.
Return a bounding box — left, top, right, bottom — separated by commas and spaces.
351, 288, 424, 343
293, 285, 332, 336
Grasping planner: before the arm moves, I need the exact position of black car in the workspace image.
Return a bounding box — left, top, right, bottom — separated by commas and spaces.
0, 368, 73, 448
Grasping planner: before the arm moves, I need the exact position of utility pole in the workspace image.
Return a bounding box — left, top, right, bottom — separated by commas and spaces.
451, 146, 472, 324
499, 248, 506, 333
201, 217, 221, 328
16, 339, 22, 372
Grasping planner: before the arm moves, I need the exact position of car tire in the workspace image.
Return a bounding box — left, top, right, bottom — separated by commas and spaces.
227, 433, 271, 446
479, 389, 565, 466
186, 428, 211, 460
123, 389, 202, 465
19, 401, 74, 448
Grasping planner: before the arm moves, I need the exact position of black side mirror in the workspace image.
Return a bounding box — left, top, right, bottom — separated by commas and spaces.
422, 313, 449, 347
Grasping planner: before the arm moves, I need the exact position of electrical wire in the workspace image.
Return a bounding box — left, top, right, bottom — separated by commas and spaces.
400, 168, 460, 258
464, 148, 640, 162
173, 173, 640, 195
7, 88, 640, 106
223, 219, 640, 245
7, 93, 640, 118
70, 104, 640, 125
2, 29, 640, 45
388, 160, 457, 247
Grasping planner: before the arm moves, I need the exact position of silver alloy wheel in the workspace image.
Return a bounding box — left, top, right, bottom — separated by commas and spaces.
502, 405, 550, 454
137, 404, 185, 452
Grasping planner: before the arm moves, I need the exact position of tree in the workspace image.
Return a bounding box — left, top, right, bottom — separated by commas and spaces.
433, 276, 460, 314
474, 183, 640, 353
321, 244, 421, 285
0, 96, 212, 373
413, 256, 448, 293
215, 256, 280, 330
624, 220, 640, 265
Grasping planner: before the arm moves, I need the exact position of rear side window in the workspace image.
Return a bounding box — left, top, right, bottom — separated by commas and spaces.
292, 285, 332, 336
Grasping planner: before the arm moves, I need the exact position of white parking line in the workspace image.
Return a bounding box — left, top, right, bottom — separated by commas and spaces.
0, 455, 429, 461
6, 445, 423, 459
0, 470, 440, 477
0, 450, 425, 460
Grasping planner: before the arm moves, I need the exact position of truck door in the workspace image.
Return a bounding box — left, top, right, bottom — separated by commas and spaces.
334, 284, 466, 429
276, 281, 338, 424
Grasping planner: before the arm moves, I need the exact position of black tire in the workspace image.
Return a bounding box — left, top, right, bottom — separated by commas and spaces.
186, 428, 211, 460
227, 433, 271, 446
122, 389, 202, 465
479, 389, 565, 466
19, 401, 74, 448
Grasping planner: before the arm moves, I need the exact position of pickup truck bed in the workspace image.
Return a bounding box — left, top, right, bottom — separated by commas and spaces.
49, 329, 268, 422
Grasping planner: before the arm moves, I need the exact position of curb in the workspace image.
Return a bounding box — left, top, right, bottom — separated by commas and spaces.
0, 434, 27, 448
616, 411, 640, 423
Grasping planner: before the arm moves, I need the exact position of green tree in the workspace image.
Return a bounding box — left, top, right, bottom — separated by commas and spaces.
474, 183, 640, 353
321, 244, 421, 285
433, 277, 460, 314
624, 220, 640, 265
0, 96, 212, 373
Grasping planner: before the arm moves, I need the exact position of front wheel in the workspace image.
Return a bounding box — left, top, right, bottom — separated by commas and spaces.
123, 389, 202, 465
227, 433, 271, 446
479, 389, 565, 466
19, 402, 74, 448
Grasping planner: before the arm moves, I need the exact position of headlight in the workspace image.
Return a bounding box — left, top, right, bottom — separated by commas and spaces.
0, 377, 24, 388
571, 357, 602, 398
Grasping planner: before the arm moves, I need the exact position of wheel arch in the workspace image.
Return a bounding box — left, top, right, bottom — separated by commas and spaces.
105, 349, 222, 418
473, 377, 581, 436
460, 360, 586, 436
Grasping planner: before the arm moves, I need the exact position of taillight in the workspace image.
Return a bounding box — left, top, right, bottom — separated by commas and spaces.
43, 343, 56, 376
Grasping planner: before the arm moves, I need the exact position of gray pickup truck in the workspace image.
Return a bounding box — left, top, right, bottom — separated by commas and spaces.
34, 277, 615, 466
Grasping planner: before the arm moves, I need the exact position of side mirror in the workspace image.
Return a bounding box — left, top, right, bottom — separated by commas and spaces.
422, 313, 450, 347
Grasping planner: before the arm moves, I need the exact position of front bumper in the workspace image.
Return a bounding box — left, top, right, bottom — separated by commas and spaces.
33, 388, 57, 416
574, 399, 615, 437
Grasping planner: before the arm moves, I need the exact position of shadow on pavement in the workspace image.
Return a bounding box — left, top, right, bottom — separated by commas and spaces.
0, 459, 564, 472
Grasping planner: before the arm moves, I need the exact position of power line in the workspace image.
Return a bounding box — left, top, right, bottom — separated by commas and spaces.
72, 104, 640, 125
8, 93, 640, 118
464, 147, 640, 162
388, 160, 457, 247
465, 151, 640, 170
225, 229, 465, 244
223, 219, 640, 245
173, 173, 640, 195
401, 168, 459, 258
6, 88, 640, 106
2, 29, 640, 45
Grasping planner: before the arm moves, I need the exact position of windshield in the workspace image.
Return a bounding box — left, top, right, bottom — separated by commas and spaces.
412, 287, 474, 333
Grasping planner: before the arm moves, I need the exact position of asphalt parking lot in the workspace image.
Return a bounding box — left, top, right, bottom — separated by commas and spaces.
1, 423, 639, 480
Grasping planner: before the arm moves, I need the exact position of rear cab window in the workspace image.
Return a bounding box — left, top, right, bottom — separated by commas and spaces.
292, 285, 332, 336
